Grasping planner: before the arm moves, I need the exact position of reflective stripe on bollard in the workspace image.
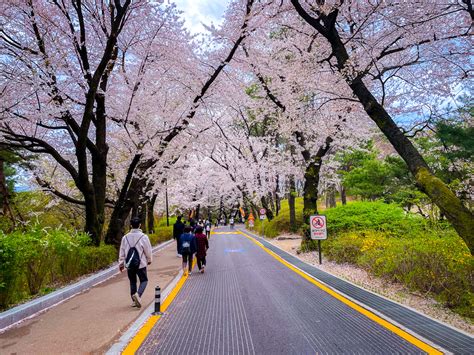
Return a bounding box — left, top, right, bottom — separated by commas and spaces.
153, 286, 163, 315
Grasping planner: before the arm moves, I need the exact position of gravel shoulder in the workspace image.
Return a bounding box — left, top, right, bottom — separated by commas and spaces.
268, 234, 473, 335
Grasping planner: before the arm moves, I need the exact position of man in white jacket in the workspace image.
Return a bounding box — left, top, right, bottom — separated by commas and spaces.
119, 217, 153, 308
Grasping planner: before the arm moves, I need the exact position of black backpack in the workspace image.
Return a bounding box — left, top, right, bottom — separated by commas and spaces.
125, 235, 143, 270
181, 239, 191, 254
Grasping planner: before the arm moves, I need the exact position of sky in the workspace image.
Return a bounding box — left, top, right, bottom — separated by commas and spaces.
172, 0, 231, 34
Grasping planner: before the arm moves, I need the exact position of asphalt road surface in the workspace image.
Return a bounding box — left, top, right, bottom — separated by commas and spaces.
137, 228, 430, 354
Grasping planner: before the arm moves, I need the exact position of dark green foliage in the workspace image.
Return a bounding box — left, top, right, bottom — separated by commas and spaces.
148, 216, 176, 245
0, 226, 115, 310
323, 201, 428, 236
436, 121, 474, 161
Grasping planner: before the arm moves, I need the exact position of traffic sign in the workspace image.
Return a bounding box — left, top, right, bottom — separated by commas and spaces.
259, 214, 266, 220
248, 213, 255, 221
249, 220, 254, 227
259, 208, 266, 215
310, 215, 327, 240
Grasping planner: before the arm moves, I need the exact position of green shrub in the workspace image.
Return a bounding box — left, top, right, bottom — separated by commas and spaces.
324, 231, 370, 263
0, 225, 116, 310
324, 228, 473, 317
0, 232, 22, 306
149, 225, 173, 246
324, 201, 428, 237
78, 245, 116, 274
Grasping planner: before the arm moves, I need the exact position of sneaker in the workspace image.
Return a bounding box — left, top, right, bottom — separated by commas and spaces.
177, 254, 182, 258
200, 268, 204, 274
131, 302, 137, 307
132, 293, 141, 308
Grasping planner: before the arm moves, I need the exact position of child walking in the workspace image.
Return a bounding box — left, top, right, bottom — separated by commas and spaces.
195, 226, 209, 273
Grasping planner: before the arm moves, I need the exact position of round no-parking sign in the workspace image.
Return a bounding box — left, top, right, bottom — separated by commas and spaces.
309, 215, 327, 240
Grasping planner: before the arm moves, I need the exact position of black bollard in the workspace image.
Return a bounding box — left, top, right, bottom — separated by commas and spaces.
153, 286, 163, 315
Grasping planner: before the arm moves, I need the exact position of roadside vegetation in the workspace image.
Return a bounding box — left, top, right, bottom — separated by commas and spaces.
0, 191, 174, 311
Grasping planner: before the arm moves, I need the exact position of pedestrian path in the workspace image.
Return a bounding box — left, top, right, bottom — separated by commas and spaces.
0, 241, 181, 354
129, 228, 469, 354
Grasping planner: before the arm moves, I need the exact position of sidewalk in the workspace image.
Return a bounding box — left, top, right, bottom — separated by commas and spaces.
0, 241, 181, 354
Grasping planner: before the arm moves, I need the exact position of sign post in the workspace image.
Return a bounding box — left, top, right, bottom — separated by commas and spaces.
259, 208, 266, 236
248, 213, 255, 228
310, 215, 327, 265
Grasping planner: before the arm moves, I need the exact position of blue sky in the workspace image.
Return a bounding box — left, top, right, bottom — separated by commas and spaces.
173, 0, 231, 34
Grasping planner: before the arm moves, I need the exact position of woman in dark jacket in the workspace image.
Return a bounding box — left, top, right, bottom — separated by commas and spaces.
194, 226, 209, 273
179, 226, 196, 275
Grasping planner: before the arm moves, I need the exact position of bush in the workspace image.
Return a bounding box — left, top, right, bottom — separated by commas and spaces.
323, 220, 473, 317
149, 225, 174, 245
0, 226, 116, 310
323, 201, 428, 237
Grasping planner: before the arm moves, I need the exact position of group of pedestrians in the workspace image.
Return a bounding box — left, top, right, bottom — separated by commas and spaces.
116, 215, 213, 309
173, 216, 211, 276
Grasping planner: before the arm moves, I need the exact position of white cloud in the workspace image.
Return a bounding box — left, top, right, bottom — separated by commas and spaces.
172, 0, 231, 34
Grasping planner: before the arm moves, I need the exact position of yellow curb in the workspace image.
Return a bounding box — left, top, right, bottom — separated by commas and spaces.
122, 260, 196, 354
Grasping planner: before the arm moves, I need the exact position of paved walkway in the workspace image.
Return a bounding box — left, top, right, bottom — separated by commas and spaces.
136, 228, 461, 354
0, 241, 181, 354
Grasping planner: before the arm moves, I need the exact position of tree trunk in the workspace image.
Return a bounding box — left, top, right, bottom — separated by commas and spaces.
0, 158, 7, 213
147, 194, 157, 234
84, 191, 102, 246
261, 195, 274, 220
348, 64, 474, 254
303, 162, 320, 228
288, 175, 297, 232
326, 186, 336, 209
290, 1, 474, 254
139, 200, 147, 232
275, 174, 281, 216
275, 193, 281, 217
0, 157, 14, 224
196, 204, 201, 221
340, 185, 347, 205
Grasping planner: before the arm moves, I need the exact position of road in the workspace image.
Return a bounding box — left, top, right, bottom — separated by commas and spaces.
136, 228, 443, 354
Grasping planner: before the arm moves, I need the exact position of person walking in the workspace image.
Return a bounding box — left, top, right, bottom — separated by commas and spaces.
179, 226, 196, 275
173, 216, 185, 258
195, 226, 209, 273
119, 217, 153, 308
229, 216, 235, 229
205, 220, 211, 239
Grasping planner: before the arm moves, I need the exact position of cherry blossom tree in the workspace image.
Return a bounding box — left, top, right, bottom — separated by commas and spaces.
104, 0, 257, 245
281, 0, 474, 252
239, 17, 371, 230
1, 0, 142, 244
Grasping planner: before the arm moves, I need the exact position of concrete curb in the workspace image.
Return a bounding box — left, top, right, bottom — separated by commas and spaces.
106, 269, 184, 354
0, 239, 174, 332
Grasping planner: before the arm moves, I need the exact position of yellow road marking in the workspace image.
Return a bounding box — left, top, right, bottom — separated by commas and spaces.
213, 232, 238, 235
122, 260, 196, 354
238, 231, 443, 355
